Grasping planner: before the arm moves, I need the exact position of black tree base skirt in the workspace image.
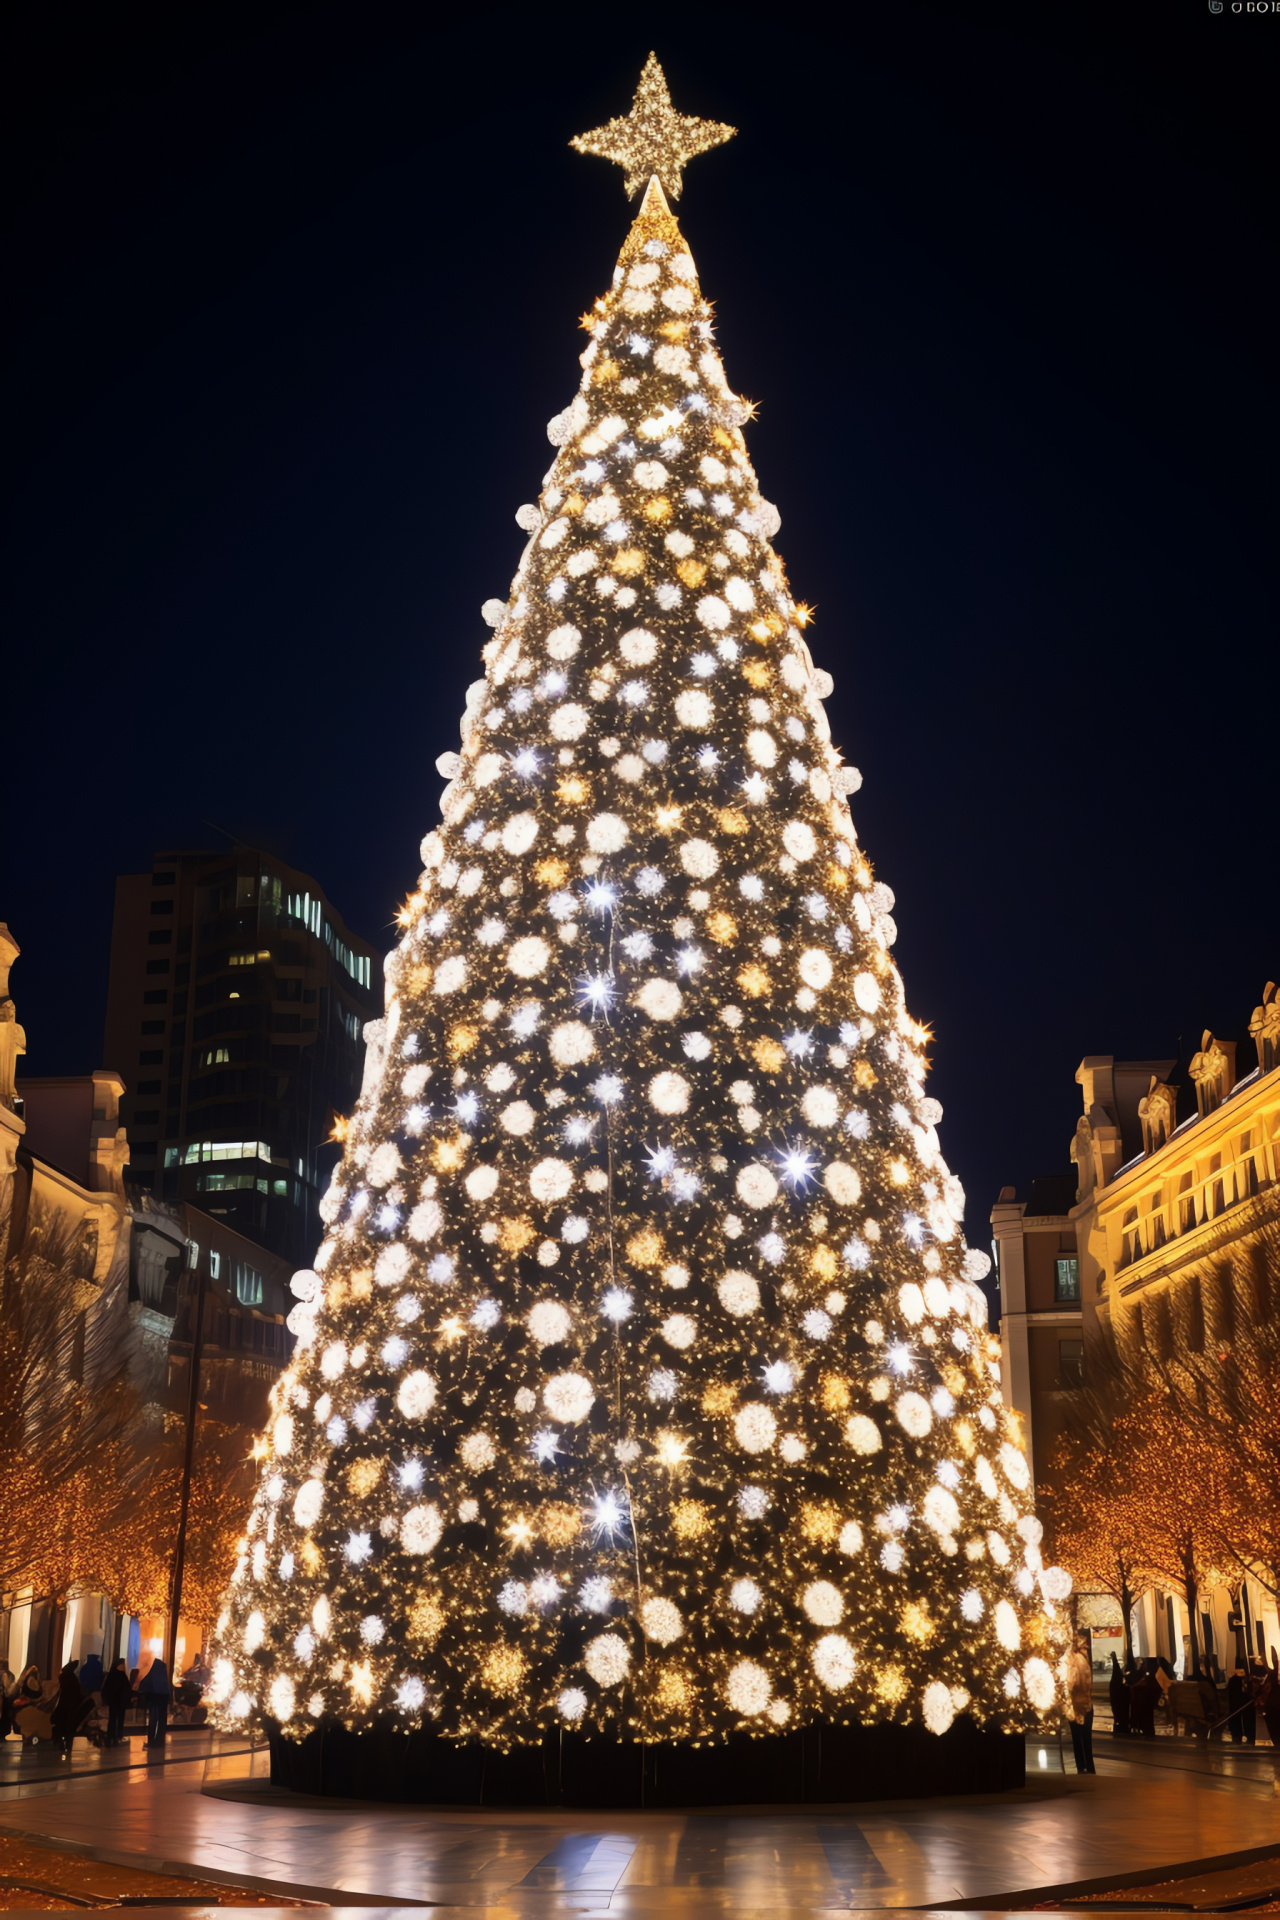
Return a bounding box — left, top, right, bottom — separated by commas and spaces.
267, 1715, 1024, 1807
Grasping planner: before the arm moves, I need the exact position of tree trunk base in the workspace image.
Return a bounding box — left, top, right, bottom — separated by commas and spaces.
266, 1715, 1025, 1807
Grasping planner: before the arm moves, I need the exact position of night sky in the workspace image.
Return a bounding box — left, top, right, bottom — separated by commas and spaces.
5, 2, 1276, 1277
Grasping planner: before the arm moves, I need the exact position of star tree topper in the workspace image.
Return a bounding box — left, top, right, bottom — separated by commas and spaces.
570, 53, 736, 201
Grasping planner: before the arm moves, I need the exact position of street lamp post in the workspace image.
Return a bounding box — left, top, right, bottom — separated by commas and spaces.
166, 1246, 208, 1685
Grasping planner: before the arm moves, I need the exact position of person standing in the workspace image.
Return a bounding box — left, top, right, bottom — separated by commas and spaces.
100, 1660, 133, 1748
1228, 1663, 1257, 1744
136, 1656, 171, 1749
175, 1653, 210, 1723
1109, 1652, 1131, 1737
49, 1661, 83, 1760
1260, 1651, 1280, 1750
1067, 1637, 1096, 1773
1129, 1660, 1160, 1738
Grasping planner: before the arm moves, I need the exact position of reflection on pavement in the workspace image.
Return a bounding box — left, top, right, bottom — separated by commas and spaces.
0, 1734, 1272, 1913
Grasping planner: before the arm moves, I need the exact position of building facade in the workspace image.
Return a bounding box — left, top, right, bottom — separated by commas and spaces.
103, 847, 381, 1266
993, 978, 1280, 1677
1, 924, 296, 1684
1071, 1001, 1280, 1358
990, 1174, 1082, 1491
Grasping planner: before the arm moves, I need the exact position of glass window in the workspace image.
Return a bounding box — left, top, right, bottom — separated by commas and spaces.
1054, 1256, 1080, 1301
209, 1251, 221, 1280
235, 1262, 264, 1306
1058, 1338, 1085, 1388
200, 1171, 260, 1193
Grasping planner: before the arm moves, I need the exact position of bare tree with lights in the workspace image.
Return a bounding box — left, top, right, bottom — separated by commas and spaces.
210, 57, 1069, 1758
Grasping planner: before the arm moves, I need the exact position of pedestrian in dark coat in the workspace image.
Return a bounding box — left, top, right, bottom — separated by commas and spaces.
100, 1660, 133, 1748
79, 1654, 104, 1695
1109, 1652, 1131, 1736
136, 1657, 171, 1748
49, 1661, 84, 1758
1228, 1663, 1257, 1744
1258, 1651, 1280, 1749
1129, 1661, 1160, 1738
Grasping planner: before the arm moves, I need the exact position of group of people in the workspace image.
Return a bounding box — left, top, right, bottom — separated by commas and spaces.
1110, 1645, 1280, 1745
1066, 1639, 1280, 1773
0, 1651, 206, 1755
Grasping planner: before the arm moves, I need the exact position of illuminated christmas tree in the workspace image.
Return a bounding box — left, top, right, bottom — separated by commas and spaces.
212, 57, 1069, 1774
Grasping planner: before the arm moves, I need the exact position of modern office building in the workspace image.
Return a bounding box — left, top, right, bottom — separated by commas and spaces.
103, 848, 382, 1267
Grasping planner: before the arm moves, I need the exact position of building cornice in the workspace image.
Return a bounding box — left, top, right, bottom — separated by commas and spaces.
1075, 1059, 1278, 1217
1111, 1185, 1280, 1300
1000, 1308, 1084, 1326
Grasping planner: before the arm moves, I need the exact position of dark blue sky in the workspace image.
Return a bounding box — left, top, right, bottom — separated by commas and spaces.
4, 1, 1276, 1262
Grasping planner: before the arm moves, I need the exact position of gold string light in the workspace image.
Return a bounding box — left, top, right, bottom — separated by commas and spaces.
570, 55, 736, 201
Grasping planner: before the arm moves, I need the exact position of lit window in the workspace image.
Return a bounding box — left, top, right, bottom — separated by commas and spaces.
235, 1262, 264, 1306
1054, 1256, 1080, 1302
170, 1139, 271, 1167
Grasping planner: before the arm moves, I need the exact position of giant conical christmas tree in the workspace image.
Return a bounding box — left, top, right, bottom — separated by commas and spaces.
211, 58, 1069, 1762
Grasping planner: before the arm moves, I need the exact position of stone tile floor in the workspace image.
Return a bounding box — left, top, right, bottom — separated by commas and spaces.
0, 1733, 1275, 1913
0, 1728, 252, 1793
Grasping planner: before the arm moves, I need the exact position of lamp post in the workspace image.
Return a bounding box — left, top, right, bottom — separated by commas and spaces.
166, 1243, 208, 1683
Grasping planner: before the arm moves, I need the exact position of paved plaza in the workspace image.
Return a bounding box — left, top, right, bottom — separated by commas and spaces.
0, 1731, 1277, 1913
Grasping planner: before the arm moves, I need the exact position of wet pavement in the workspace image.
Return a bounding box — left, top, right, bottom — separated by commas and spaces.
0, 1731, 1274, 1912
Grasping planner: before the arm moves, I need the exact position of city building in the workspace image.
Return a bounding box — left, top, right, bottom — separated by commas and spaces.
1, 924, 133, 1372
1076, 992, 1280, 1676
1, 923, 296, 1683
993, 977, 1280, 1677
103, 847, 382, 1267
990, 1173, 1082, 1491
136, 1191, 294, 1428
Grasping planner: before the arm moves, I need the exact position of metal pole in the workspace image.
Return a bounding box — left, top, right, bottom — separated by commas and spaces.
166, 1251, 208, 1684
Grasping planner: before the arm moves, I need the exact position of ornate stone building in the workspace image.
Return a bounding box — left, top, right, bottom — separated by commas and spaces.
993, 977, 1280, 1675
1072, 985, 1280, 1360
0, 924, 296, 1682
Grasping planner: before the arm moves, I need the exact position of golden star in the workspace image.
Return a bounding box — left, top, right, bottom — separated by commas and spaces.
571, 53, 736, 201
